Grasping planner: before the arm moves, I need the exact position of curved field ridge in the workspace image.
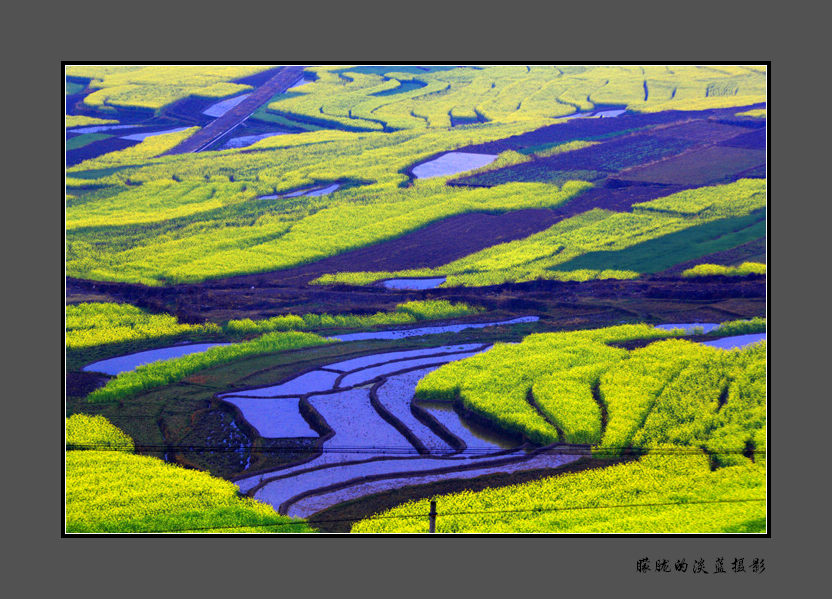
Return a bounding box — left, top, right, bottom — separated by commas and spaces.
330, 316, 539, 342
337, 352, 482, 388
416, 400, 515, 451
285, 449, 581, 518
253, 449, 527, 513
324, 344, 482, 372
375, 369, 461, 452
225, 345, 492, 467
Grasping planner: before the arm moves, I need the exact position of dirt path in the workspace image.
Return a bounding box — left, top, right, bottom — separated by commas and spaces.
163, 65, 306, 155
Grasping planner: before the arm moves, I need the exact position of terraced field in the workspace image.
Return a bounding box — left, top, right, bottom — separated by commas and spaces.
65, 63, 767, 536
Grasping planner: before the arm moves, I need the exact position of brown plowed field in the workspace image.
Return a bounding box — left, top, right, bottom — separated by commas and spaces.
617, 146, 765, 185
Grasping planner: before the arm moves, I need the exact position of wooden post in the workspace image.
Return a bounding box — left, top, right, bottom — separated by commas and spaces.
429, 500, 437, 533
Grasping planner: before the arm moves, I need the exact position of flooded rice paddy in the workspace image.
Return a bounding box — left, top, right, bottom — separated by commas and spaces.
411, 152, 498, 179
225, 341, 566, 515
221, 396, 318, 438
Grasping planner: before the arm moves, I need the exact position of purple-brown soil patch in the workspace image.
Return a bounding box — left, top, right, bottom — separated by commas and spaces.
617, 146, 765, 186
284, 450, 582, 518
718, 128, 766, 151
201, 210, 569, 287
221, 396, 318, 438
650, 120, 754, 142
451, 134, 698, 187
459, 105, 763, 155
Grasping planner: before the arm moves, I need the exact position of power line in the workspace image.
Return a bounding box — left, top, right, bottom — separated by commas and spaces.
84, 497, 766, 534
64, 443, 764, 455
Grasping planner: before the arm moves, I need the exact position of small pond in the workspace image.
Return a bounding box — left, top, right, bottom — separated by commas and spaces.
700, 333, 766, 350
221, 132, 288, 149
411, 152, 498, 179
67, 124, 140, 134
381, 277, 446, 290
258, 183, 341, 200
202, 93, 252, 117
120, 127, 193, 141
82, 343, 231, 376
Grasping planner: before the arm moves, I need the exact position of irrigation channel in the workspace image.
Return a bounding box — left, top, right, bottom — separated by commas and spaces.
80, 317, 766, 520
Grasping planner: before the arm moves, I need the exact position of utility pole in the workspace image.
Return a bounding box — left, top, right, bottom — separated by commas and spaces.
429, 500, 437, 533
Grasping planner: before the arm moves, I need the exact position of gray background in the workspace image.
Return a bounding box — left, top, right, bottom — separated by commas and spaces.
9, 0, 823, 595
